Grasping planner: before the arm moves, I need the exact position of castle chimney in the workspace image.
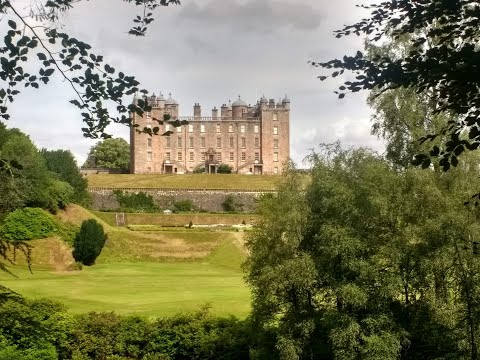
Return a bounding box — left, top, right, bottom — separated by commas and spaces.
212, 107, 218, 120
221, 104, 228, 119
194, 103, 201, 120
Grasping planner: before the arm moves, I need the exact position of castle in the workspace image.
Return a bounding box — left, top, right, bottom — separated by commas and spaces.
130, 93, 290, 174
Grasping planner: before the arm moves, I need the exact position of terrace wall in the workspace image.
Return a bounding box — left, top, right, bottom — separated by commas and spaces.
88, 187, 276, 213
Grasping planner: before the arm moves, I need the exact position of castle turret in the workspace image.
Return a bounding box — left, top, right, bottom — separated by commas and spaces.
231, 95, 248, 119
282, 94, 290, 109
221, 104, 228, 119
194, 103, 201, 120
259, 95, 267, 110
227, 100, 232, 119
165, 93, 179, 118
157, 92, 165, 109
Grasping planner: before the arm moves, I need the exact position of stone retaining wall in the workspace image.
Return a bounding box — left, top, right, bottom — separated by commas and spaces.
89, 187, 276, 212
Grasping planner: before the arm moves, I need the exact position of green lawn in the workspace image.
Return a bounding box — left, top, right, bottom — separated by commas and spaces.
0, 262, 249, 317
87, 173, 281, 190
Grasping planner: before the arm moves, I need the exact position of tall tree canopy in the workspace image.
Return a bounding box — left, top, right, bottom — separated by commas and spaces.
312, 0, 480, 171
245, 148, 480, 359
83, 138, 130, 171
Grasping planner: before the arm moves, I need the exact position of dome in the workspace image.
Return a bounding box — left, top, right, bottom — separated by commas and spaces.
227, 99, 232, 110
165, 93, 178, 105
157, 92, 165, 100
282, 94, 290, 103
232, 96, 247, 107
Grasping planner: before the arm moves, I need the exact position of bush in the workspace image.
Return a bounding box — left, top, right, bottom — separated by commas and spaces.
216, 164, 233, 174
221, 195, 243, 213
0, 208, 57, 241
193, 165, 205, 174
114, 191, 159, 213
173, 200, 193, 212
73, 219, 107, 266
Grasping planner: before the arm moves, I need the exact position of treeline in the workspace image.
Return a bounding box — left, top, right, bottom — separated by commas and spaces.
0, 299, 276, 360
0, 121, 89, 219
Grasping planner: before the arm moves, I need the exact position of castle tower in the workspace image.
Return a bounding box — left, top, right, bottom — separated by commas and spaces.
165, 93, 179, 118
193, 103, 201, 120
231, 95, 248, 119
212, 107, 218, 120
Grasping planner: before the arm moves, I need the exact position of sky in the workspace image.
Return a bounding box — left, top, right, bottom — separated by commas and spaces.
8, 0, 384, 167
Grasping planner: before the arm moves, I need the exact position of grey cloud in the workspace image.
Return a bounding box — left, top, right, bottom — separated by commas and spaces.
178, 0, 322, 33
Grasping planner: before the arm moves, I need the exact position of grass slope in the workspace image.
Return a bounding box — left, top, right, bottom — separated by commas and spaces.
0, 205, 250, 317
87, 173, 280, 190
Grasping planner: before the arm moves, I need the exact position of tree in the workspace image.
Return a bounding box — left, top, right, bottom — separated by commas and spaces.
41, 149, 89, 206
217, 164, 233, 174
72, 219, 107, 266
0, 0, 180, 139
245, 147, 480, 359
83, 138, 130, 170
312, 1, 480, 171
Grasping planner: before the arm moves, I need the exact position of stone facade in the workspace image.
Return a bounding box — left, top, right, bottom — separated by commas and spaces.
130, 94, 290, 174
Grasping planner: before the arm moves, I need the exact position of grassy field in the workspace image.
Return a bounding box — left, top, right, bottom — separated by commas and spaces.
0, 205, 250, 317
87, 173, 280, 190
93, 211, 260, 227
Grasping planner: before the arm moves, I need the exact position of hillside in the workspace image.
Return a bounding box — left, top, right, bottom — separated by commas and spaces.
86, 173, 280, 190
0, 205, 250, 317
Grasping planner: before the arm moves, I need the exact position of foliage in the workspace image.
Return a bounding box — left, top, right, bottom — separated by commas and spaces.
193, 165, 205, 174
173, 199, 193, 213
245, 147, 480, 359
216, 164, 233, 174
114, 190, 159, 213
84, 138, 131, 170
73, 219, 107, 266
222, 195, 243, 213
0, 0, 180, 139
0, 208, 57, 241
41, 149, 90, 206
312, 1, 480, 171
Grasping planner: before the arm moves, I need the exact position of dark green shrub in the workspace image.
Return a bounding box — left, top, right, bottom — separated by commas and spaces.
216, 164, 232, 174
73, 219, 107, 266
193, 166, 205, 174
0, 208, 57, 241
173, 200, 193, 212
221, 195, 243, 213
114, 191, 159, 213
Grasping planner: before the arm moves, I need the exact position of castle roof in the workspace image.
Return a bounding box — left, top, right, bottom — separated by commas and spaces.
282, 94, 290, 103
165, 93, 178, 105
232, 96, 248, 107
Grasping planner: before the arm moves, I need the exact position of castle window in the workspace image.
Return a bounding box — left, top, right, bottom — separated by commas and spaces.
165, 124, 171, 132
201, 137, 206, 148
189, 137, 194, 148
216, 152, 222, 162
274, 167, 278, 174
254, 125, 259, 133
147, 138, 152, 148
166, 137, 171, 148
255, 152, 260, 161
273, 139, 278, 149
240, 125, 245, 133
201, 152, 206, 161
273, 126, 278, 135
147, 152, 152, 161
216, 138, 222, 149
229, 124, 233, 133
188, 124, 193, 133
216, 124, 221, 133
254, 138, 259, 148
189, 152, 194, 162
274, 152, 279, 162
229, 152, 234, 162
229, 137, 234, 148
146, 124, 152, 130
177, 126, 182, 133
273, 113, 278, 121
241, 152, 246, 162
145, 112, 151, 119
166, 152, 171, 161
241, 137, 246, 149
177, 136, 182, 148
200, 124, 205, 133
177, 152, 182, 161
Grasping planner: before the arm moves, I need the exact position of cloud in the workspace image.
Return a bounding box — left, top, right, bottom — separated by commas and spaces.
178, 0, 323, 33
